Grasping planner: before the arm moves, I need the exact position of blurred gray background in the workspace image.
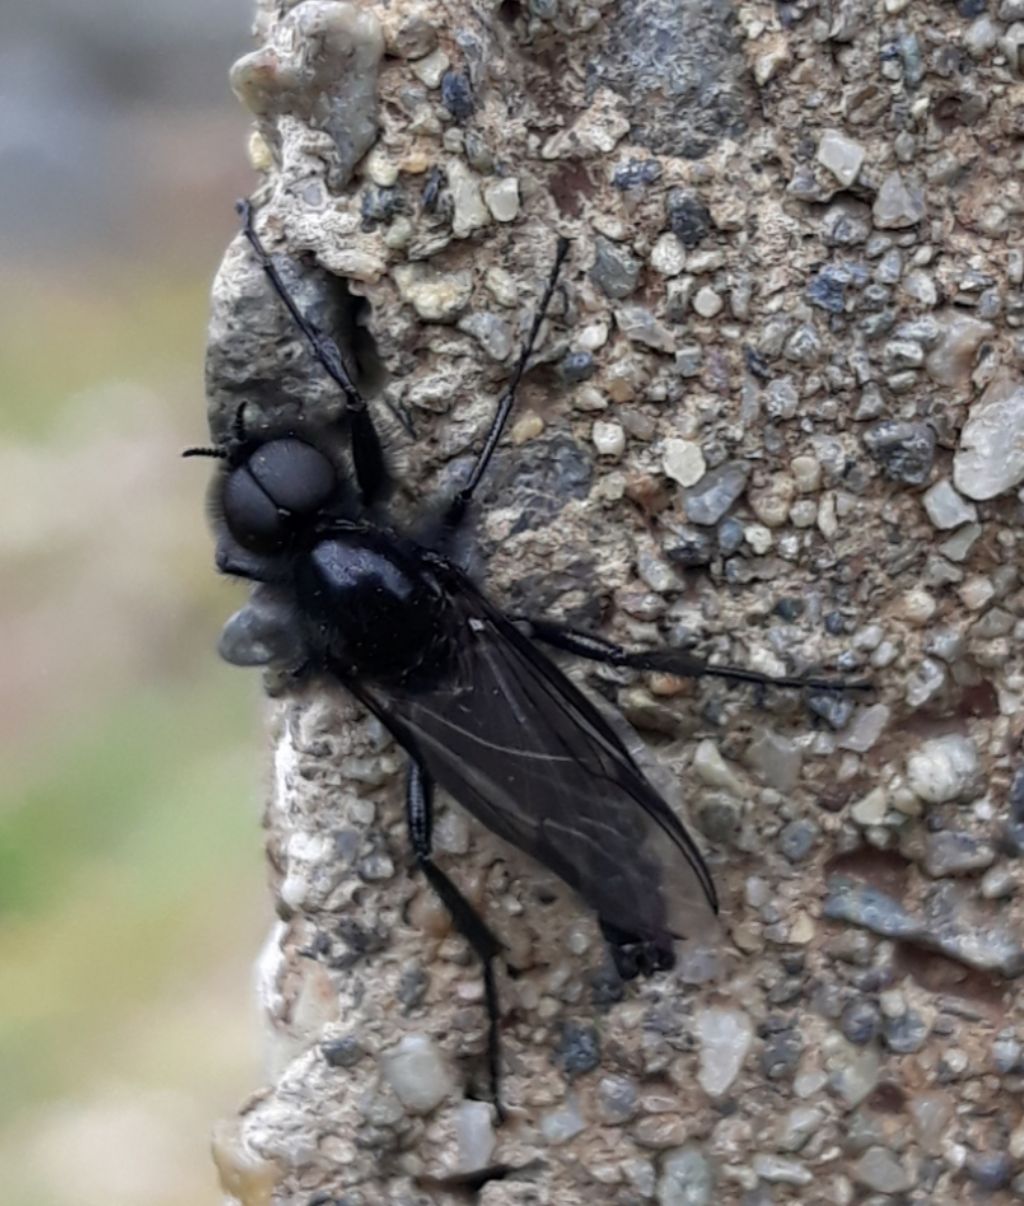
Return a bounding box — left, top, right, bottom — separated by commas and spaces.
0, 3, 276, 1203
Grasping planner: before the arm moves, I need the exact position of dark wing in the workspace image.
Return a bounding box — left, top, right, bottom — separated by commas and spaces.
352, 572, 718, 946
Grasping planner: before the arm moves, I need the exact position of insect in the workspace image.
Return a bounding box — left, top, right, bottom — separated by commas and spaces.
190, 201, 864, 1115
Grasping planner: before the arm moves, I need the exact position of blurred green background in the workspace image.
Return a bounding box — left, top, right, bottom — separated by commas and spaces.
1, 3, 274, 1202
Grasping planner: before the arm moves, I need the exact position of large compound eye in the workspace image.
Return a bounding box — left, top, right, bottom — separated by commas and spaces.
222, 465, 285, 550
248, 439, 336, 516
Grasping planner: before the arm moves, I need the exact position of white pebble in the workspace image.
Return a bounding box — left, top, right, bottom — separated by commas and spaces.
695, 1007, 754, 1098
482, 176, 520, 223
922, 479, 978, 529
900, 588, 937, 626
745, 523, 773, 554
576, 321, 609, 351
456, 1099, 496, 1171
592, 420, 626, 458
789, 499, 817, 528
663, 438, 706, 487
791, 454, 822, 493
816, 129, 866, 187
650, 232, 687, 276
380, 1034, 453, 1114
693, 286, 723, 318
412, 47, 449, 87
692, 739, 746, 796
851, 787, 888, 826
959, 575, 995, 611
906, 735, 980, 804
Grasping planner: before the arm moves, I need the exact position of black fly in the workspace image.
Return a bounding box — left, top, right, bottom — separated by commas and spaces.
190, 201, 865, 1116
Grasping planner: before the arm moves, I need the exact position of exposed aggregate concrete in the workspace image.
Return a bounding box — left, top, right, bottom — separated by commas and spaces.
204, 0, 1024, 1202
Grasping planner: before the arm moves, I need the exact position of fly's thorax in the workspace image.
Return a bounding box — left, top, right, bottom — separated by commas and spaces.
295, 532, 449, 679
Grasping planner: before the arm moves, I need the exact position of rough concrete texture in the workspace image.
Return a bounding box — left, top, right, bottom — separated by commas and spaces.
203, 0, 1024, 1202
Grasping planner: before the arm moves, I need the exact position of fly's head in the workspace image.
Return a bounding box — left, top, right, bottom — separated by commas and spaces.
219, 435, 338, 553
185, 403, 350, 571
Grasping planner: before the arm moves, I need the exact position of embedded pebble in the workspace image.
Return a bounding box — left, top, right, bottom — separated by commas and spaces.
903, 269, 937, 306
959, 575, 995, 611
441, 69, 473, 121
779, 820, 818, 862
540, 1096, 586, 1144
664, 523, 714, 566
412, 47, 449, 88
393, 263, 473, 322
617, 305, 676, 353
561, 350, 596, 384
657, 1145, 715, 1206
747, 730, 802, 792
829, 1041, 881, 1108
824, 882, 920, 942
694, 1007, 754, 1098
872, 171, 925, 228
953, 373, 1024, 500
816, 129, 865, 187
925, 312, 994, 384
693, 286, 723, 318
458, 311, 513, 361
592, 421, 625, 458
692, 740, 745, 795
863, 420, 936, 485
447, 160, 490, 237
981, 865, 1016, 899
482, 176, 520, 222
775, 1106, 825, 1153
322, 1034, 364, 1068
838, 704, 890, 753
666, 189, 712, 247
825, 879, 1024, 976
663, 439, 706, 487
554, 1020, 601, 1078
591, 236, 641, 299
922, 478, 977, 529
650, 233, 687, 276
684, 462, 749, 525
906, 735, 980, 804
853, 1148, 915, 1194
456, 1099, 495, 1171
748, 475, 796, 527
923, 831, 995, 877
229, 2, 384, 189
380, 1034, 452, 1114
840, 998, 879, 1045
882, 1010, 929, 1054
752, 1154, 813, 1186
967, 1151, 1014, 1191
850, 787, 888, 825
597, 1075, 639, 1125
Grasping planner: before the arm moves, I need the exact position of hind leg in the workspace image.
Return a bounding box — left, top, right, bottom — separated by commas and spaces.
406, 761, 506, 1118
599, 919, 675, 980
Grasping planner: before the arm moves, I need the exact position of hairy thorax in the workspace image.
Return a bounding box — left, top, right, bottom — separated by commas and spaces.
294, 531, 449, 681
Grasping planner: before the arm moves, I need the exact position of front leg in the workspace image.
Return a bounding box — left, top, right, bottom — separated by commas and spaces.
519, 617, 870, 694
405, 761, 506, 1119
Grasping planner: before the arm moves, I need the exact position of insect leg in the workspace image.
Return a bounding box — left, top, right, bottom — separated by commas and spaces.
235, 199, 388, 506
443, 239, 571, 529
520, 617, 871, 693
599, 918, 675, 981
406, 760, 506, 1119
